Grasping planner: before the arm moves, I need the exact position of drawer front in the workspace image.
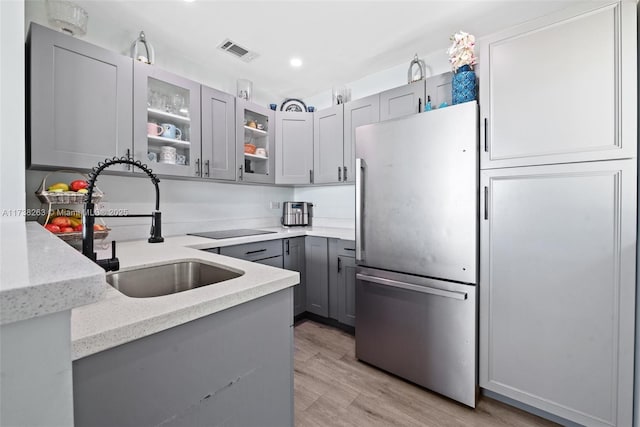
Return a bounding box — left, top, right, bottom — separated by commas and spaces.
220, 240, 282, 261
337, 239, 356, 257
255, 256, 283, 269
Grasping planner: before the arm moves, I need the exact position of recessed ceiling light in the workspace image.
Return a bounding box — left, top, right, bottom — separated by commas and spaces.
290, 57, 303, 68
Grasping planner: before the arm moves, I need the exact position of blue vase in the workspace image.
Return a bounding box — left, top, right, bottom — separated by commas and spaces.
452, 65, 476, 104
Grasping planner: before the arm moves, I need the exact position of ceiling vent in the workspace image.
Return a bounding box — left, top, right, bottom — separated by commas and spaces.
217, 39, 259, 63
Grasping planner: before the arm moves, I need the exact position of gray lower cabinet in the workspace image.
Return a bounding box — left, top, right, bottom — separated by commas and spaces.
379, 80, 425, 122
73, 288, 294, 427
313, 105, 344, 184
28, 23, 132, 171
343, 95, 380, 183
275, 111, 313, 184
305, 236, 329, 317
283, 237, 306, 317
201, 86, 236, 181
479, 2, 636, 169
337, 255, 357, 327
220, 240, 282, 262
479, 159, 637, 427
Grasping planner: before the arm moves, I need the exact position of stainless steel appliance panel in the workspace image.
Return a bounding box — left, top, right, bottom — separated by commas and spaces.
355, 267, 477, 407
355, 102, 478, 284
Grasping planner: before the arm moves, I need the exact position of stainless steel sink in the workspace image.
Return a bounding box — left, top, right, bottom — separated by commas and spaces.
106, 261, 243, 298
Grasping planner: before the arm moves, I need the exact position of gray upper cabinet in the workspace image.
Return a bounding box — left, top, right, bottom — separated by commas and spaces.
479, 2, 637, 169
201, 86, 236, 181
426, 72, 453, 108
313, 105, 344, 184
343, 95, 380, 183
379, 80, 425, 122
305, 236, 329, 317
275, 112, 313, 184
236, 100, 275, 184
133, 62, 202, 178
284, 237, 306, 317
479, 159, 637, 426
28, 23, 133, 171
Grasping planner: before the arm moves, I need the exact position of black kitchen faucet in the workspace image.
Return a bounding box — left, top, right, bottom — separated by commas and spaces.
82, 157, 164, 272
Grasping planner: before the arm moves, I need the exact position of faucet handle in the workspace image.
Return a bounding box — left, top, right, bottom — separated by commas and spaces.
112, 241, 117, 259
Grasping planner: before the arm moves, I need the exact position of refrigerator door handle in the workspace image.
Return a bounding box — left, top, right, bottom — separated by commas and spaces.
355, 158, 365, 262
356, 273, 468, 301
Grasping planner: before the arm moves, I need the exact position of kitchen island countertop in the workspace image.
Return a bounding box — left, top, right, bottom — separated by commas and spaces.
72, 226, 354, 360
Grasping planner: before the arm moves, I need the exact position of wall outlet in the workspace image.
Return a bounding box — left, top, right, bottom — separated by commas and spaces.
270, 201, 281, 209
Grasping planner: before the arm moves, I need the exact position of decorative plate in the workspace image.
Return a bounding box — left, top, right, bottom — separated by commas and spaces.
280, 98, 307, 112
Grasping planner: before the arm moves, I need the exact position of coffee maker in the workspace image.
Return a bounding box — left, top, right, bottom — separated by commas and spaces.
282, 202, 313, 227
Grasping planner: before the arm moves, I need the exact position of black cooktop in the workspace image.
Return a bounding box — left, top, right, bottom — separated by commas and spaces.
188, 229, 277, 240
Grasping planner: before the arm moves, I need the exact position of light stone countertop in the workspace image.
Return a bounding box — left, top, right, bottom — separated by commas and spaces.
0, 222, 106, 325
72, 226, 354, 360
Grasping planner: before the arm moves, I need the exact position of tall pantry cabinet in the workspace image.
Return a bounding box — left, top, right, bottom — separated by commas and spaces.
478, 2, 637, 427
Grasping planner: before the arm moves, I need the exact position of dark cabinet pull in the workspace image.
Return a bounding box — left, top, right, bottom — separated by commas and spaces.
195, 158, 201, 176
309, 170, 313, 184
286, 240, 290, 255
484, 186, 489, 220
484, 118, 488, 153
246, 248, 267, 255
126, 149, 131, 170
338, 167, 342, 182
205, 160, 210, 177
239, 165, 244, 181
338, 257, 342, 273
344, 248, 355, 252
343, 166, 348, 181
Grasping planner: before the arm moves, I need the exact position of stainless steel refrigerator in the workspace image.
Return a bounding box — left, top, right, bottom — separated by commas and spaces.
354, 101, 478, 407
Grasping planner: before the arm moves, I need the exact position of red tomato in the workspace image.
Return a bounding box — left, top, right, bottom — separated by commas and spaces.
44, 224, 61, 233
69, 180, 89, 192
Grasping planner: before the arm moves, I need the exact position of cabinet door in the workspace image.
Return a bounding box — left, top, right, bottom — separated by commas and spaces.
379, 80, 425, 122
275, 112, 313, 184
201, 86, 236, 181
28, 23, 132, 171
480, 2, 636, 169
284, 237, 306, 317
343, 95, 379, 183
313, 105, 344, 184
133, 62, 201, 178
425, 72, 453, 108
305, 236, 329, 317
479, 160, 636, 426
337, 256, 357, 327
236, 100, 275, 184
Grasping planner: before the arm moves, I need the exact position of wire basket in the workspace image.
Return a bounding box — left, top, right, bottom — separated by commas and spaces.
55, 228, 110, 242
35, 170, 103, 204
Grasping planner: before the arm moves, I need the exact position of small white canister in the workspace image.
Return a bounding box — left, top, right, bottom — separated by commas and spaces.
159, 146, 177, 164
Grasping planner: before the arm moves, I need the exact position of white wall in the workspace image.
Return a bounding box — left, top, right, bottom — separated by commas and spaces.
294, 185, 355, 228
26, 171, 293, 241
1, 0, 26, 223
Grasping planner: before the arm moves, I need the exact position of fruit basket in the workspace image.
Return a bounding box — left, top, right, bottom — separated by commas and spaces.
35, 170, 103, 204
35, 170, 109, 242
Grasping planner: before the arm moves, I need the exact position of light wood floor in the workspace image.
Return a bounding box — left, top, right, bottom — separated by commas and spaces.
294, 320, 559, 427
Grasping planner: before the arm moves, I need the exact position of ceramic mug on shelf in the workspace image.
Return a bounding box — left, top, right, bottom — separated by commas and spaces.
161, 123, 182, 140
159, 146, 177, 164
147, 122, 163, 137
255, 148, 267, 157
176, 154, 186, 165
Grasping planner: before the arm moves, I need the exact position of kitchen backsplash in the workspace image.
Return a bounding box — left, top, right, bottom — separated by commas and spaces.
25, 171, 355, 242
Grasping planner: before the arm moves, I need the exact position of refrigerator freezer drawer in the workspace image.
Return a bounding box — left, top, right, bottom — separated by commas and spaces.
355, 267, 477, 407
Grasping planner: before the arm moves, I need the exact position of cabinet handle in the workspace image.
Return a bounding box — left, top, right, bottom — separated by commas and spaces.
239, 165, 244, 181
484, 186, 488, 220
355, 158, 365, 262
343, 166, 348, 181
204, 160, 210, 177
338, 257, 342, 273
126, 149, 131, 170
484, 118, 488, 153
418, 97, 422, 113
286, 239, 290, 255
309, 170, 313, 184
246, 248, 267, 255
195, 158, 201, 176
338, 166, 342, 182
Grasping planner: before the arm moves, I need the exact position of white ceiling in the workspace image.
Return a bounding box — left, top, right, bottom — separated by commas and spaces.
27, 1, 579, 101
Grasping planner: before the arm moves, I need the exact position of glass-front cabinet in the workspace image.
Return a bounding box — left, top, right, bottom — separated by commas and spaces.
236, 99, 275, 184
133, 62, 201, 177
